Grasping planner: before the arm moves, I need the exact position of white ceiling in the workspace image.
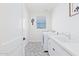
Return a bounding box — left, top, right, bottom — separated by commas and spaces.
26, 3, 58, 13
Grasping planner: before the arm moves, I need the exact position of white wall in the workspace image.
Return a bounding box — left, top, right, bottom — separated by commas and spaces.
29, 11, 52, 42
52, 3, 79, 39
0, 3, 29, 56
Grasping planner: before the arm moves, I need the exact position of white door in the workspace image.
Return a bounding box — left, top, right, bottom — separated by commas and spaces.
0, 3, 25, 56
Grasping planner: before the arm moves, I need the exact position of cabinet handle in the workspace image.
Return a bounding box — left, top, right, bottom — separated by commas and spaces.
52, 48, 55, 51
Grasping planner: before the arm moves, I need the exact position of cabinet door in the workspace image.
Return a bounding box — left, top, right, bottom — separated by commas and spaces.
51, 40, 71, 56
48, 38, 55, 56
48, 38, 71, 56
43, 33, 48, 51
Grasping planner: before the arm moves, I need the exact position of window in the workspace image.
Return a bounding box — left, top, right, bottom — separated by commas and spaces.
36, 16, 46, 29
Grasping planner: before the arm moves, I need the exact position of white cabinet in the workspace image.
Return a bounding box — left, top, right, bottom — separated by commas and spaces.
48, 39, 54, 55
43, 32, 49, 51
48, 38, 71, 56
43, 32, 57, 51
